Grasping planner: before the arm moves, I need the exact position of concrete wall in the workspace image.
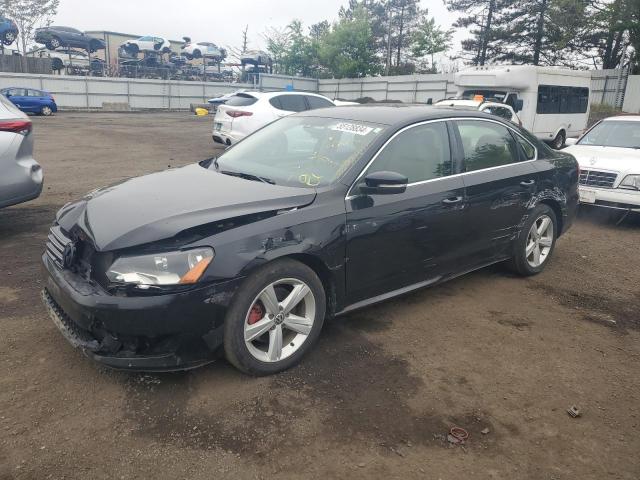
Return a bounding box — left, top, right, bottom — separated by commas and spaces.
319, 73, 457, 103
622, 75, 640, 113
0, 72, 253, 110
319, 69, 628, 108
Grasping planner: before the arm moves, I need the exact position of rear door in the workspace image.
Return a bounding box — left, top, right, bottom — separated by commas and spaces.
270, 94, 308, 117
452, 118, 538, 264
345, 120, 467, 303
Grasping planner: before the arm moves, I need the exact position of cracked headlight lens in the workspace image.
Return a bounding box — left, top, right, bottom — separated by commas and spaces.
106, 247, 214, 287
619, 175, 640, 190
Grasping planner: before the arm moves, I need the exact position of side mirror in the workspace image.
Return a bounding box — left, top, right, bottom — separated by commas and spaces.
360, 171, 408, 195
515, 99, 524, 112
564, 137, 578, 147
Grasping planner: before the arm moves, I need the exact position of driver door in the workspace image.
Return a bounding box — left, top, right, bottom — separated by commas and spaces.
345, 120, 468, 304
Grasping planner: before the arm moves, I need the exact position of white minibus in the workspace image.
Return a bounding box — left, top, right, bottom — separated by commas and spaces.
453, 65, 591, 148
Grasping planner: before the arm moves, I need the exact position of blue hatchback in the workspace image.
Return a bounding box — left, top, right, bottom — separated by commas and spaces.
1, 87, 57, 116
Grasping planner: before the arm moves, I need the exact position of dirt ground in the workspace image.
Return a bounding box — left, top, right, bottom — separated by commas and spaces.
1, 112, 638, 480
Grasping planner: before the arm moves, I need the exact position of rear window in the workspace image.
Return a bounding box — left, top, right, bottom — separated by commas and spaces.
225, 94, 258, 107
271, 95, 307, 112
306, 95, 334, 110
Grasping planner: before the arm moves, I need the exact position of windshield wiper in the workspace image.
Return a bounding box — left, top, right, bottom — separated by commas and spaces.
220, 170, 275, 185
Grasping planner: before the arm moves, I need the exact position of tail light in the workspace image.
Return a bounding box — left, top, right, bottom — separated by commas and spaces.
50, 95, 56, 102
0, 120, 32, 135
226, 110, 253, 118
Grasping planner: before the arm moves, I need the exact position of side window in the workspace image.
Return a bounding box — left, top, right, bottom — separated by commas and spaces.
275, 95, 307, 112
306, 95, 334, 110
514, 134, 536, 160
28, 90, 42, 97
456, 120, 520, 172
364, 122, 452, 184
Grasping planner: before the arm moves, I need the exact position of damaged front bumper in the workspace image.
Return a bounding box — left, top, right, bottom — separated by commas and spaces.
41, 253, 243, 371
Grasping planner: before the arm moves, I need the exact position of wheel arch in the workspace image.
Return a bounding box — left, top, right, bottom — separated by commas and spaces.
538, 198, 564, 236
281, 253, 337, 318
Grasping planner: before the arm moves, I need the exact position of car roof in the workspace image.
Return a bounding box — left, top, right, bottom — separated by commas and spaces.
296, 104, 505, 127
242, 91, 331, 100
602, 115, 640, 122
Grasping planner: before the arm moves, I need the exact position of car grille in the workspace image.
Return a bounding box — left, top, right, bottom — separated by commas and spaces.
46, 225, 72, 268
579, 169, 617, 188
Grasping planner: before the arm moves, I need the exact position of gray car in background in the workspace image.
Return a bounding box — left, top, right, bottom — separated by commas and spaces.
0, 94, 43, 208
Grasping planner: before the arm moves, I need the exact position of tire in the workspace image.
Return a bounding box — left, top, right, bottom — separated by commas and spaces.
224, 258, 326, 376
49, 37, 61, 49
40, 105, 53, 116
193, 49, 202, 59
89, 40, 100, 53
127, 44, 139, 56
551, 130, 566, 149
51, 58, 64, 71
508, 204, 558, 276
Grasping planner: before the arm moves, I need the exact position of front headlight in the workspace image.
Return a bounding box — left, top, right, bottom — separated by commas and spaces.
106, 247, 214, 287
619, 175, 640, 190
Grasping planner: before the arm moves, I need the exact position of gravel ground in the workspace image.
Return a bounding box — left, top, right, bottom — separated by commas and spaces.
0, 112, 638, 480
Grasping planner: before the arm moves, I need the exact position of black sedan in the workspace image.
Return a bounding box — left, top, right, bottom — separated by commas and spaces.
41, 106, 579, 375
35, 26, 105, 52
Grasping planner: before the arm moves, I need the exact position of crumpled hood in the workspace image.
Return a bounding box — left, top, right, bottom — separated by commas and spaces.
56, 164, 316, 251
564, 145, 640, 174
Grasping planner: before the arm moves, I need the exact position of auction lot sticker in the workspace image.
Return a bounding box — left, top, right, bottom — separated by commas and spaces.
330, 122, 374, 136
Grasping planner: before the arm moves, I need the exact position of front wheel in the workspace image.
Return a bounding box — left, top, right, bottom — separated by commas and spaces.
49, 37, 61, 49
508, 204, 557, 276
224, 259, 326, 375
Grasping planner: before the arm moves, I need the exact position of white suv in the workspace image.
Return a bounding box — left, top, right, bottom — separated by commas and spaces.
434, 99, 522, 126
212, 91, 335, 146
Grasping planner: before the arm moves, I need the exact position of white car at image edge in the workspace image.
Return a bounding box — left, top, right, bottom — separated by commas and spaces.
212, 91, 335, 146
564, 115, 640, 212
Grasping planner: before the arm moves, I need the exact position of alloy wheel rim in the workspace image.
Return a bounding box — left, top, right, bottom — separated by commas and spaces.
5, 32, 15, 42
526, 214, 554, 268
42, 106, 52, 115
244, 278, 316, 363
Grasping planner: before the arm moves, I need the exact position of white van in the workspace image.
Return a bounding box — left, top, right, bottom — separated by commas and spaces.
453, 65, 591, 148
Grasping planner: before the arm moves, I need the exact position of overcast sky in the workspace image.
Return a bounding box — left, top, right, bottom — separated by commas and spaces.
53, 0, 464, 56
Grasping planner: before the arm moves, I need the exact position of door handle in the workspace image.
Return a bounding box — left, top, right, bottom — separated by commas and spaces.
442, 196, 463, 205
520, 179, 536, 187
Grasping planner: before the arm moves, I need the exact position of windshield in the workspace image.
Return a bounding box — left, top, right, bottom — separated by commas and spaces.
461, 89, 507, 102
212, 116, 386, 187
578, 121, 640, 149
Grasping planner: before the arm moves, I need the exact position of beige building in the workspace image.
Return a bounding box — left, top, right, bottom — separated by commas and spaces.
85, 31, 185, 66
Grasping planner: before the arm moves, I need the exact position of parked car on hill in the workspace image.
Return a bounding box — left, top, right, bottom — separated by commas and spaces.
212, 91, 335, 146
181, 40, 226, 60
121, 36, 171, 56
34, 26, 105, 52
0, 16, 18, 46
564, 115, 640, 213
0, 93, 43, 209
41, 106, 578, 374
1, 88, 57, 116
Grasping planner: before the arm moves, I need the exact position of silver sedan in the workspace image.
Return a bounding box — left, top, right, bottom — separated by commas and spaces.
0, 93, 43, 208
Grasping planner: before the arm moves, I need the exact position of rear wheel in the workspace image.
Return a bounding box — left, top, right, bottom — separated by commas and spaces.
224, 259, 326, 375
508, 204, 557, 276
40, 105, 53, 116
193, 49, 202, 59
551, 130, 566, 149
49, 36, 61, 49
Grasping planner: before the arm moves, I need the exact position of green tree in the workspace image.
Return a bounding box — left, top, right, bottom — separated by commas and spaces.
319, 6, 380, 78
0, 0, 59, 54
446, 0, 506, 65
411, 14, 454, 72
